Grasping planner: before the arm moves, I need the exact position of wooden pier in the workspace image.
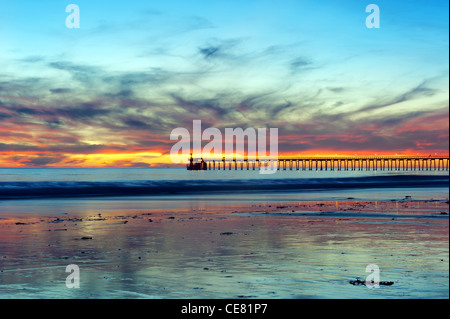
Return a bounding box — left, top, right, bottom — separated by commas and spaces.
188, 155, 450, 172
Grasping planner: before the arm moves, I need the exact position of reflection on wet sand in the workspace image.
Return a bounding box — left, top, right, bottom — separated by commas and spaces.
0, 199, 448, 298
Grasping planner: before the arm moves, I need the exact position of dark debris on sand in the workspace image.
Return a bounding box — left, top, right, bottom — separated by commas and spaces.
349, 279, 394, 286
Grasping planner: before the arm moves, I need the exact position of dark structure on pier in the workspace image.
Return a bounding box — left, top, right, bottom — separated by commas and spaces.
187, 155, 449, 172
187, 153, 207, 171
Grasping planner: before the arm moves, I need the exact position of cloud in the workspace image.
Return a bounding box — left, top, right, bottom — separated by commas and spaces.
50, 88, 72, 94
109, 160, 152, 168
0, 111, 11, 120
327, 87, 346, 93
199, 46, 221, 59
9, 155, 67, 167
198, 38, 243, 61
47, 61, 107, 87
0, 38, 447, 168
19, 56, 46, 63
121, 117, 154, 130
290, 57, 313, 71
356, 80, 438, 115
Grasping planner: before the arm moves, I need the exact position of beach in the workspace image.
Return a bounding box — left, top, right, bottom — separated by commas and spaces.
0, 170, 448, 299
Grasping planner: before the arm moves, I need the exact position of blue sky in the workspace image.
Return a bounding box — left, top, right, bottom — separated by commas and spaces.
0, 0, 448, 166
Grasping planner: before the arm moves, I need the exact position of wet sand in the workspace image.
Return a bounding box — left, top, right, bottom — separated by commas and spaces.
0, 198, 448, 299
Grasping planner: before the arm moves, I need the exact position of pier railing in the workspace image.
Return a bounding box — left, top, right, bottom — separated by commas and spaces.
187, 155, 450, 171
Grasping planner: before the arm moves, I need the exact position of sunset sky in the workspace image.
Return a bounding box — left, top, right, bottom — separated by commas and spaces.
0, 0, 448, 167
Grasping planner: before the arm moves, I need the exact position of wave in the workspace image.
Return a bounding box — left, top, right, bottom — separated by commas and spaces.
0, 175, 447, 200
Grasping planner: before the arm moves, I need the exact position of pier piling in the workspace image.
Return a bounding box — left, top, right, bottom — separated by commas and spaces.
188, 155, 449, 172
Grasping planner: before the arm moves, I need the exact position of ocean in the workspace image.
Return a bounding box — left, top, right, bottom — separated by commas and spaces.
1, 167, 448, 183
0, 168, 448, 216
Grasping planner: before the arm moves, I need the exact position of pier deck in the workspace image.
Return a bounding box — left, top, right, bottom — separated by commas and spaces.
187, 156, 450, 171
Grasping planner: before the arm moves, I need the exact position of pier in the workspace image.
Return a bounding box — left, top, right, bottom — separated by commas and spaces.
187, 155, 450, 172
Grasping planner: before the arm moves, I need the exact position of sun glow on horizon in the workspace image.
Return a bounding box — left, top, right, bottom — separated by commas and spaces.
1, 150, 448, 168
